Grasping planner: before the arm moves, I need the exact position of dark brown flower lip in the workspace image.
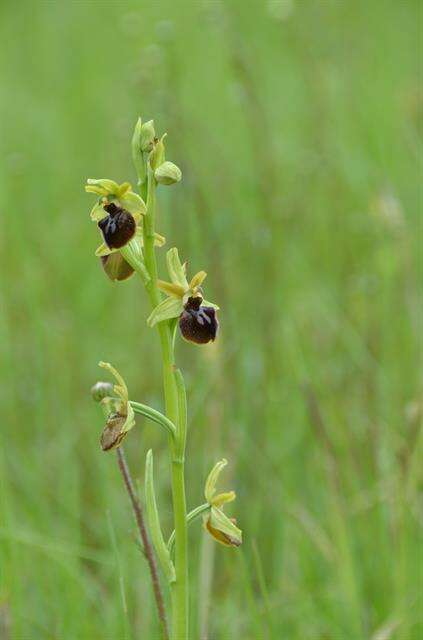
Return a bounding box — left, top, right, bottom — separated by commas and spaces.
179, 297, 218, 344
98, 203, 136, 249
184, 295, 203, 311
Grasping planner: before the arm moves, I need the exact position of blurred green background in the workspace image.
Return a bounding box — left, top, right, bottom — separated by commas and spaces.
0, 1, 421, 638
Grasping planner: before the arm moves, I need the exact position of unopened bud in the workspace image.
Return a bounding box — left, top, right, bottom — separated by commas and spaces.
91, 381, 114, 402
131, 117, 145, 183
149, 134, 166, 170
155, 161, 182, 186
140, 120, 156, 152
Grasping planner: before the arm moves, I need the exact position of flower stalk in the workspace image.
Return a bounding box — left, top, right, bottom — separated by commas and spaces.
116, 447, 170, 640
87, 117, 242, 640
141, 163, 189, 639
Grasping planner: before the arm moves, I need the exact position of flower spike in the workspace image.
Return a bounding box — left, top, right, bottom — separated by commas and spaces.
85, 177, 166, 281
203, 459, 242, 547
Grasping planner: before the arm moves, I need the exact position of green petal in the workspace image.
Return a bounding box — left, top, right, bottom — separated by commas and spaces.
116, 182, 132, 197
98, 361, 128, 404
157, 280, 185, 298
147, 297, 184, 327
189, 270, 207, 291
212, 491, 236, 508
90, 201, 107, 222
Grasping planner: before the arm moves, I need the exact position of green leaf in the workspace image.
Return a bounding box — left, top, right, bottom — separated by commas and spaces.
145, 450, 176, 584
147, 296, 184, 327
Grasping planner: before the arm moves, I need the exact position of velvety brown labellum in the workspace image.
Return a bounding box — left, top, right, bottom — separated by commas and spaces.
100, 413, 127, 451
98, 202, 136, 249
100, 252, 135, 281
179, 296, 218, 344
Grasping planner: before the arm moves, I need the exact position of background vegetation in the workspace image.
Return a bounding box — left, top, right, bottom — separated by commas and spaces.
0, 1, 421, 638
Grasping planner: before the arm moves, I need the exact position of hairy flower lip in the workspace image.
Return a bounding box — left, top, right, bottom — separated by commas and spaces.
179, 297, 218, 344
98, 204, 136, 249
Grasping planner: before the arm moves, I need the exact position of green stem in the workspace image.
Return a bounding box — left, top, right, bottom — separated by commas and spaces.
142, 165, 189, 640
167, 503, 210, 556
130, 401, 176, 439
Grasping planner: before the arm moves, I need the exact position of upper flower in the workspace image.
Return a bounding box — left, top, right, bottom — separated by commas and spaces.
85, 178, 165, 281
97, 361, 135, 451
203, 459, 242, 547
85, 179, 146, 257
147, 248, 219, 343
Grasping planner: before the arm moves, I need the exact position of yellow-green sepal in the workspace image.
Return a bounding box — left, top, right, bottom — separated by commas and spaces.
166, 247, 189, 289
119, 190, 146, 220
206, 507, 242, 547
85, 178, 119, 196
147, 297, 184, 327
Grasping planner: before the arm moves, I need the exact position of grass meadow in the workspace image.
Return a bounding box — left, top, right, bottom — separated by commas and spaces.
0, 1, 421, 638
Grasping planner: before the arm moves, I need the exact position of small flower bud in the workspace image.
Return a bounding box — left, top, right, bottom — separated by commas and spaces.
149, 135, 166, 170
140, 120, 156, 152
98, 202, 136, 249
179, 296, 218, 344
91, 381, 114, 402
100, 412, 128, 451
131, 117, 146, 183
100, 252, 135, 281
155, 161, 182, 186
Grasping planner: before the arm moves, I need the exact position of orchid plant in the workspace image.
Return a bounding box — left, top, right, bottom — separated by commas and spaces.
88, 118, 242, 640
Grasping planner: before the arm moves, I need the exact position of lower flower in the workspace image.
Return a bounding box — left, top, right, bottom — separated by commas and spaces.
100, 412, 129, 451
